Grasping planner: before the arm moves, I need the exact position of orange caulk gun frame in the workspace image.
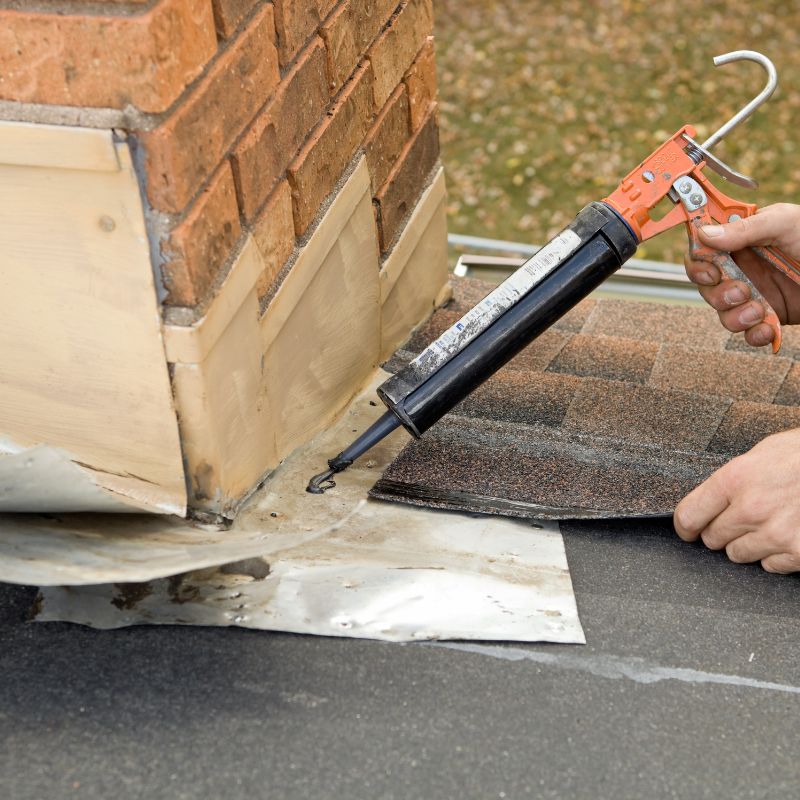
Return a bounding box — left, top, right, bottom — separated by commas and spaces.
604, 51, 800, 353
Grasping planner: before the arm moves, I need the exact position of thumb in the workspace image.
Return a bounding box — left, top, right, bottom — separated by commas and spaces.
699, 213, 783, 251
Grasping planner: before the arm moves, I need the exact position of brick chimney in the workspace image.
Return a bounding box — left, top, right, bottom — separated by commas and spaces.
0, 0, 449, 516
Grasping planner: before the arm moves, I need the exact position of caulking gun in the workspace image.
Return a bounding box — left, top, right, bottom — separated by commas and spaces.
307, 50, 800, 494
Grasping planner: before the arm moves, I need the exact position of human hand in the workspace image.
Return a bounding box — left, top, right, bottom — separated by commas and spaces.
674, 428, 800, 574
684, 203, 800, 347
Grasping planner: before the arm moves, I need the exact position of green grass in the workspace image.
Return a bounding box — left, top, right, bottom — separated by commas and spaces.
435, 0, 800, 264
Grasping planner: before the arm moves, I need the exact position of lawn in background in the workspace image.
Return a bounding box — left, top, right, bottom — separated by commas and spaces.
435, 0, 800, 264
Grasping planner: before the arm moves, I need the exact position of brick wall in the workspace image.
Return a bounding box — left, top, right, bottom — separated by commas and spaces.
1, 0, 442, 313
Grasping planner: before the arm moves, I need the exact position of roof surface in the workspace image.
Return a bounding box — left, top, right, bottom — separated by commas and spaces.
372, 278, 800, 518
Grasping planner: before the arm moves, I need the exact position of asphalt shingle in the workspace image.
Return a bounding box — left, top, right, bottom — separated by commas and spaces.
547, 333, 658, 384
648, 346, 792, 402
370, 278, 800, 519
707, 401, 800, 455
561, 378, 730, 451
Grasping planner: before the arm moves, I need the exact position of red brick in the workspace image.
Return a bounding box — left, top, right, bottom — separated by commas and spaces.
252, 181, 295, 300
287, 61, 374, 235
272, 0, 337, 67
211, 0, 258, 39
373, 104, 438, 251
363, 83, 410, 194
161, 160, 243, 307
141, 3, 280, 214
367, 0, 433, 110
232, 36, 329, 221
320, 0, 398, 92
403, 35, 436, 130
0, 0, 217, 112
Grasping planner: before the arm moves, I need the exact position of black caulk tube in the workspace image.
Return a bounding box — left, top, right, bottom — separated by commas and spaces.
306, 202, 638, 493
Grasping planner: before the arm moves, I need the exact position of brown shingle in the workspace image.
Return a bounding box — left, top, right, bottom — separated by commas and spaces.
547, 333, 657, 384
371, 416, 727, 519
562, 378, 731, 450
707, 401, 800, 454
774, 363, 800, 406
727, 325, 800, 360
449, 277, 494, 312
505, 329, 571, 372
456, 371, 582, 428
583, 299, 731, 350
649, 346, 791, 402
372, 277, 800, 520
550, 297, 597, 333
403, 308, 461, 354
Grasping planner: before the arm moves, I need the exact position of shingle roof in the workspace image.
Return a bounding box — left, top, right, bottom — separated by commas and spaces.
370, 277, 800, 519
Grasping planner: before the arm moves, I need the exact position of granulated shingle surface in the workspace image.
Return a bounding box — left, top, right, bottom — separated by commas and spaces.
370, 278, 800, 519
649, 346, 792, 402
547, 333, 658, 383
457, 371, 582, 428
403, 310, 462, 355
502, 329, 571, 372
448, 276, 496, 312
727, 325, 800, 360
562, 379, 731, 451
774, 363, 800, 406
550, 298, 598, 333
374, 415, 727, 519
707, 401, 800, 454
583, 299, 732, 350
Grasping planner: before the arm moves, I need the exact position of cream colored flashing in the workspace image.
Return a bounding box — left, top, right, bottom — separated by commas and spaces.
0, 120, 121, 172
379, 166, 446, 304
379, 168, 450, 360
170, 159, 381, 513
261, 159, 372, 352
163, 158, 373, 366
0, 129, 186, 514
162, 236, 264, 364
171, 290, 264, 512
165, 155, 447, 514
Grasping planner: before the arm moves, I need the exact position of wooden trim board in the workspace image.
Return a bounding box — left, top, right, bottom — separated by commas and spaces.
0, 120, 121, 172
170, 158, 382, 513
162, 236, 264, 364
379, 167, 450, 360
165, 159, 449, 514
0, 121, 186, 514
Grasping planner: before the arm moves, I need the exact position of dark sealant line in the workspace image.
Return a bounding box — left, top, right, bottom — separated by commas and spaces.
306, 411, 400, 494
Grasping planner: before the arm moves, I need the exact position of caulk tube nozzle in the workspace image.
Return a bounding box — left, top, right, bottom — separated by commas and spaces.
306, 410, 400, 493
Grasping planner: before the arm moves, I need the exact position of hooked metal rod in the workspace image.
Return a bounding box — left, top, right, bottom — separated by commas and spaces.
701, 50, 777, 151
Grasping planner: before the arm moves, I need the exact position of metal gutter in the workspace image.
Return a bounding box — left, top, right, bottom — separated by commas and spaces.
448, 233, 703, 305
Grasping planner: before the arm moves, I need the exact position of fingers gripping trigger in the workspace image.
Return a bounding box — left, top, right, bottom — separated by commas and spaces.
687, 219, 782, 352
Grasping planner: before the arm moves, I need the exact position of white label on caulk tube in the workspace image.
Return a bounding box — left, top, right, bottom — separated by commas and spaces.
411, 229, 582, 372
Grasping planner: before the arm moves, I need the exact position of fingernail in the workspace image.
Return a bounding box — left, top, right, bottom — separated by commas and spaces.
740, 305, 763, 324
724, 286, 746, 305
702, 225, 724, 238
696, 270, 716, 285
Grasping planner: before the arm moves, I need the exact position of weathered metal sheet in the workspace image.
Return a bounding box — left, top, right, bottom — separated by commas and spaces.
11, 372, 584, 643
